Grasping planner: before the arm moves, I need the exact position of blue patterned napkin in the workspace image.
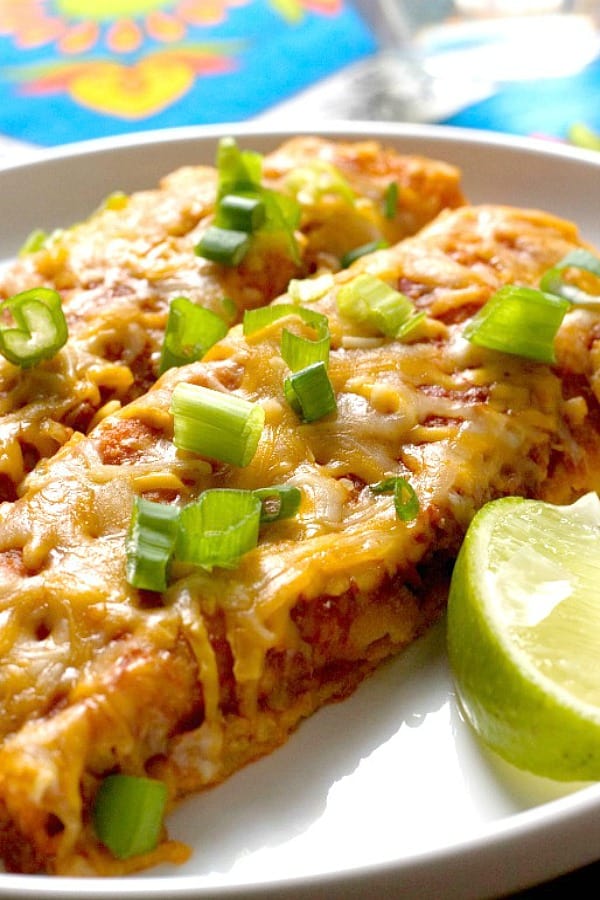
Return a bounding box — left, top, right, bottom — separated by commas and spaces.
0, 2, 598, 152
442, 55, 600, 141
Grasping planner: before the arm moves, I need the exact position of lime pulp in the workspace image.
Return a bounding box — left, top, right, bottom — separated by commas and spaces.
447, 492, 600, 781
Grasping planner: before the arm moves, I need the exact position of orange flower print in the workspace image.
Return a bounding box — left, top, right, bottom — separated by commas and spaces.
268, 0, 341, 21
0, 0, 247, 118
12, 47, 239, 119
0, 0, 348, 121
0, 1, 250, 53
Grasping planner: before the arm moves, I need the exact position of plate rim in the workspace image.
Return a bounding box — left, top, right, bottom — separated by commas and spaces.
2, 119, 600, 172
3, 777, 600, 898
1, 121, 600, 899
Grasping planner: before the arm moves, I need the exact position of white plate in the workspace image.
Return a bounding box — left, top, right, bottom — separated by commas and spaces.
1, 123, 599, 900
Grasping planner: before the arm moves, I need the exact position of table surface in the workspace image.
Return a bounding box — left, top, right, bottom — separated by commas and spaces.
0, 3, 599, 897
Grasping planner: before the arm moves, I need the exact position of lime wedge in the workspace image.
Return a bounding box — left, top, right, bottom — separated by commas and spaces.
447, 492, 600, 781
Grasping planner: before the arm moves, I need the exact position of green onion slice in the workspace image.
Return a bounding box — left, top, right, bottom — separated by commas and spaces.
284, 361, 337, 423
125, 496, 180, 592
253, 484, 302, 522
281, 309, 330, 372
288, 273, 334, 304
0, 287, 68, 368
337, 273, 417, 338
281, 323, 330, 372
463, 284, 570, 364
540, 249, 600, 307
284, 159, 354, 206
217, 193, 266, 232
341, 239, 389, 269
195, 225, 251, 267
217, 136, 263, 195
383, 181, 399, 219
159, 297, 228, 375
214, 137, 300, 264
243, 303, 323, 335
175, 488, 261, 570
243, 303, 330, 370
170, 382, 265, 467
394, 310, 427, 340
370, 476, 420, 522
93, 774, 167, 861
18, 228, 48, 256
258, 188, 301, 264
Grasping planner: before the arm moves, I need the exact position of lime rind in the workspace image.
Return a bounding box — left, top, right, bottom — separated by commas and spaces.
448, 493, 600, 781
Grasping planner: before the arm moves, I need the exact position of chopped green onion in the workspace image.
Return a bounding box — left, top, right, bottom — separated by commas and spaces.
195, 225, 251, 266
568, 122, 600, 152
243, 303, 330, 371
170, 382, 265, 467
93, 774, 167, 861
128, 484, 301, 583
18, 228, 48, 256
245, 305, 335, 421
540, 249, 600, 307
394, 310, 427, 341
125, 496, 180, 592
341, 239, 389, 269
216, 136, 263, 195
281, 323, 330, 372
244, 303, 312, 335
284, 159, 354, 206
370, 476, 420, 522
258, 188, 301, 264
463, 285, 570, 364
281, 310, 330, 372
337, 273, 416, 338
217, 193, 266, 232
175, 488, 261, 570
253, 484, 302, 522
284, 361, 337, 423
159, 297, 228, 375
214, 137, 300, 264
383, 181, 399, 219
0, 287, 68, 368
288, 273, 334, 304
244, 303, 328, 338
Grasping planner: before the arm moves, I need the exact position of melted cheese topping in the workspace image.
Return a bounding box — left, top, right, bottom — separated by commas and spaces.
1, 201, 600, 875
0, 138, 464, 502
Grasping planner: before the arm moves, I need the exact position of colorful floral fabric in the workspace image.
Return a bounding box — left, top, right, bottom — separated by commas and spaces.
0, 0, 375, 145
